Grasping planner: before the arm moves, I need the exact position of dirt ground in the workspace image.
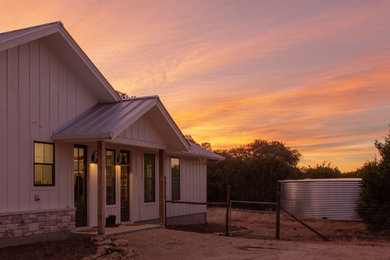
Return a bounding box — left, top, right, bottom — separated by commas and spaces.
207, 207, 390, 242
1, 208, 390, 259
0, 236, 97, 260
1, 228, 390, 259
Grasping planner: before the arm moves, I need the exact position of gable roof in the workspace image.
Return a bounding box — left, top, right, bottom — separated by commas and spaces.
0, 21, 120, 103
52, 95, 190, 151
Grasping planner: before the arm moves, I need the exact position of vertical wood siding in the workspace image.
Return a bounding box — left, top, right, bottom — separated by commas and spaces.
0, 39, 98, 213
166, 157, 207, 218
117, 113, 166, 147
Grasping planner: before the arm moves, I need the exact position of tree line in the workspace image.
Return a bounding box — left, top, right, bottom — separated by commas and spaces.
187, 129, 390, 232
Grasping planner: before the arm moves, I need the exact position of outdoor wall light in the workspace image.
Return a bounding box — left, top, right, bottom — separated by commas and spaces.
118, 153, 129, 166
91, 151, 98, 163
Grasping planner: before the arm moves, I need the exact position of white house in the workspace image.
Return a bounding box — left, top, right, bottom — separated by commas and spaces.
0, 21, 223, 242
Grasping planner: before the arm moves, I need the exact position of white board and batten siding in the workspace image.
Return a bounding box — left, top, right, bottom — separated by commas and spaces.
165, 156, 207, 218
0, 39, 99, 214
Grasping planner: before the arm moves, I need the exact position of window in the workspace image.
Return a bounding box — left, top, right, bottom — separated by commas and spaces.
34, 142, 55, 186
106, 149, 116, 205
171, 158, 180, 200
144, 154, 155, 203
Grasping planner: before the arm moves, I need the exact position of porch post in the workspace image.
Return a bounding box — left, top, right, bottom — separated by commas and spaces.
159, 149, 165, 225
97, 141, 106, 235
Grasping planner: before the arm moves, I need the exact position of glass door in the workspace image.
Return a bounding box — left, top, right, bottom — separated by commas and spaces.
120, 150, 130, 222
74, 145, 87, 227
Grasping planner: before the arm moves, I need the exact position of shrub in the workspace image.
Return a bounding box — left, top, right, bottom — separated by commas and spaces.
357, 130, 390, 232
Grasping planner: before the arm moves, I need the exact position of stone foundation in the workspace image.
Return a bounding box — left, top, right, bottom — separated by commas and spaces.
0, 208, 75, 240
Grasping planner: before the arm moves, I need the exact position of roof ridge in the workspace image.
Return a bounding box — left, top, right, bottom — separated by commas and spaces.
0, 21, 62, 37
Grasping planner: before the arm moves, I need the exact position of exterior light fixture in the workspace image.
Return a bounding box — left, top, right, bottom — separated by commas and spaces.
91, 151, 98, 163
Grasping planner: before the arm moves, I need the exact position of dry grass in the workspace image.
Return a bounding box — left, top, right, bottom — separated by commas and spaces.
207, 207, 389, 243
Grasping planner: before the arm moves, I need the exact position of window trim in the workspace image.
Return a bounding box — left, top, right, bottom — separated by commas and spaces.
144, 154, 156, 203
33, 141, 55, 187
171, 157, 180, 201
106, 149, 116, 205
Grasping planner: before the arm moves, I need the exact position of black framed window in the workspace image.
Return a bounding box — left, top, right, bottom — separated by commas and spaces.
144, 154, 155, 203
106, 149, 116, 205
34, 142, 55, 186
171, 158, 180, 200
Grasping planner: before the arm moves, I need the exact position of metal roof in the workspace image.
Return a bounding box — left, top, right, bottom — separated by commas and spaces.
170, 142, 224, 161
0, 21, 61, 42
53, 96, 158, 140
186, 142, 225, 160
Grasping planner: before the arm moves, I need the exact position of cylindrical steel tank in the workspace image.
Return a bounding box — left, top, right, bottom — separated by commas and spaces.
279, 178, 361, 220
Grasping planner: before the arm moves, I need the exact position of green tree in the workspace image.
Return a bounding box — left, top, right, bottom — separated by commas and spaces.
357, 129, 390, 232
299, 162, 342, 179
208, 139, 301, 202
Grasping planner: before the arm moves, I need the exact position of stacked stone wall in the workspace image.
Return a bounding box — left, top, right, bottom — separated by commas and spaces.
0, 209, 75, 239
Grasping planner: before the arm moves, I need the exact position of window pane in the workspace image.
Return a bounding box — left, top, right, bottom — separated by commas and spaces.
34, 142, 55, 186
144, 178, 154, 202
34, 143, 44, 163
172, 180, 180, 201
106, 150, 116, 205
44, 144, 53, 164
34, 165, 53, 185
171, 158, 180, 200
144, 154, 155, 202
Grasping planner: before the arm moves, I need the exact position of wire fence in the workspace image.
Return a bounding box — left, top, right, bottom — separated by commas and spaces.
166, 185, 390, 241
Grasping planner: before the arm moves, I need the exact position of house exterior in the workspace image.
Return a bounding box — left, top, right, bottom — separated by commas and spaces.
0, 22, 223, 243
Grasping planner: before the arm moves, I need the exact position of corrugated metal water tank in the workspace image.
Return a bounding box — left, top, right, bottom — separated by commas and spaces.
279, 178, 361, 220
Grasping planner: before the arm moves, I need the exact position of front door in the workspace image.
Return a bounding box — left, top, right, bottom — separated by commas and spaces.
74, 145, 87, 227
120, 150, 130, 222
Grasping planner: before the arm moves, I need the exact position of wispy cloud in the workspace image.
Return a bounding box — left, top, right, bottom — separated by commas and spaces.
1, 0, 389, 170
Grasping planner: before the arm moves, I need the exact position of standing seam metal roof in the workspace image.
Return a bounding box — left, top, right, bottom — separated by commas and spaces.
53, 97, 156, 138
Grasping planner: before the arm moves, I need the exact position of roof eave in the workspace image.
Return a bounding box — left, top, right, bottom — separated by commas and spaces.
51, 133, 113, 141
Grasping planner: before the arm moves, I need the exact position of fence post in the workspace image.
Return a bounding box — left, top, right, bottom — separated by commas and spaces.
276, 187, 281, 239
225, 185, 231, 236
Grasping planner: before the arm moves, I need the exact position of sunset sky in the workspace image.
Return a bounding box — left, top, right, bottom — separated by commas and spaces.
1, 0, 390, 171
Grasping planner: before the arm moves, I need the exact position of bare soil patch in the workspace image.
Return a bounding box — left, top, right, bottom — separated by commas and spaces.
0, 228, 389, 259
0, 236, 97, 260
206, 207, 390, 242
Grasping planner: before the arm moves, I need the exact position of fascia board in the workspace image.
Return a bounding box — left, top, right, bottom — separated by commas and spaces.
51, 133, 112, 141
155, 100, 190, 151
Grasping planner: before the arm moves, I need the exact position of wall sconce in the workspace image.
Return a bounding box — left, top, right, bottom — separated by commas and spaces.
117, 153, 129, 166
91, 151, 98, 163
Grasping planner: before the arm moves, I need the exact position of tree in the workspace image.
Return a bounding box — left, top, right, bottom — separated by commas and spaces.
184, 134, 198, 144
115, 90, 130, 99
299, 162, 342, 179
201, 142, 212, 151
208, 139, 301, 202
357, 129, 390, 232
